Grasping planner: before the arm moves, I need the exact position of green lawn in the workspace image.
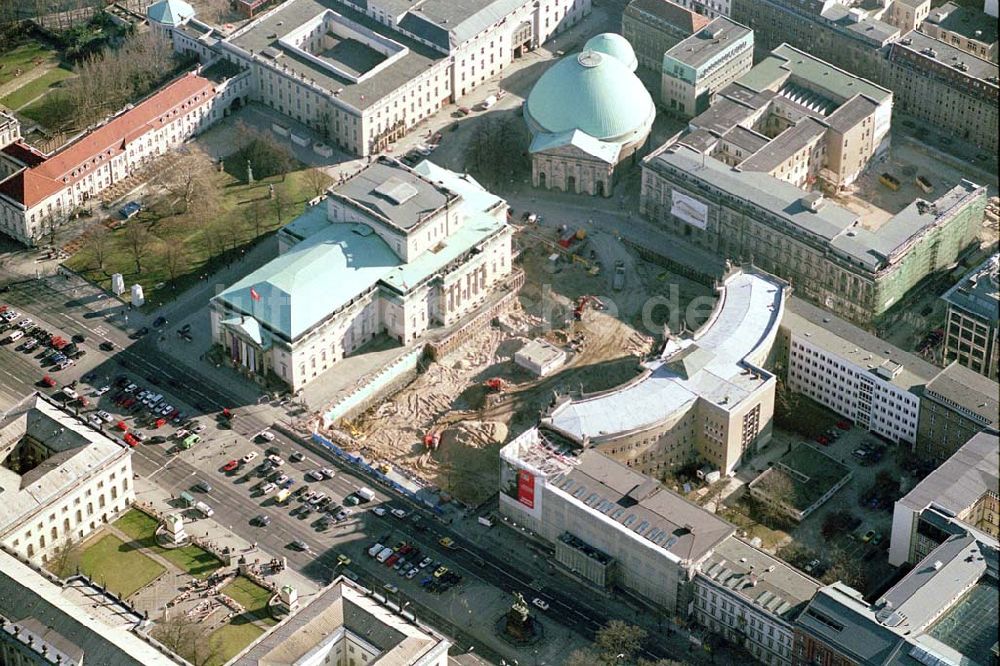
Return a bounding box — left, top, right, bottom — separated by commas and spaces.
114, 509, 222, 579
222, 576, 274, 617
206, 621, 265, 666
0, 42, 58, 88
0, 66, 74, 110
66, 164, 325, 311
78, 533, 165, 599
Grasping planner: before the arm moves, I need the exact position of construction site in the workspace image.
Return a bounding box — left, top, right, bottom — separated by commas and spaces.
315, 219, 716, 506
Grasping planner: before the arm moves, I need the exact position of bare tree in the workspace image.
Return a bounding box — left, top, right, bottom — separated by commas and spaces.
303, 167, 330, 197
82, 225, 110, 273
48, 538, 80, 578
751, 470, 797, 529
124, 221, 154, 274
202, 218, 228, 259
152, 614, 223, 666
243, 199, 269, 238
159, 242, 187, 282
596, 620, 647, 664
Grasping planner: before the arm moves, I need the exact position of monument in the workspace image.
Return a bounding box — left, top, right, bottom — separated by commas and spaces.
502, 591, 538, 643
158, 513, 188, 546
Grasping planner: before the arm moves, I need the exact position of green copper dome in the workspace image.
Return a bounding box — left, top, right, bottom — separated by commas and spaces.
525, 49, 654, 144
584, 33, 638, 72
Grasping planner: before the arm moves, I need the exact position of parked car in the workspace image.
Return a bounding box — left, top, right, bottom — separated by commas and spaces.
532, 598, 550, 611
119, 201, 142, 219
372, 506, 387, 517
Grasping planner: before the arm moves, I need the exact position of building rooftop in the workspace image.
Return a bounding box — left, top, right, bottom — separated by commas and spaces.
897, 431, 999, 516
821, 2, 900, 46
232, 576, 448, 664
889, 30, 999, 84
545, 270, 786, 441
361, 0, 527, 50
331, 159, 454, 232
941, 253, 999, 322
663, 17, 752, 70
699, 536, 820, 622
751, 444, 852, 514
0, 394, 129, 538
739, 43, 892, 105
0, 72, 216, 209
215, 159, 508, 341
624, 0, 711, 34
0, 552, 178, 665
924, 2, 999, 45
923, 361, 1000, 429
782, 297, 940, 391
505, 430, 735, 564
225, 0, 444, 112
796, 582, 909, 664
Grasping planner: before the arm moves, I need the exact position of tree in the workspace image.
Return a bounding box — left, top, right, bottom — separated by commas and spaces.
565, 649, 602, 666
152, 613, 223, 666
124, 221, 153, 274
750, 470, 796, 529
82, 225, 110, 273
202, 218, 228, 259
159, 242, 187, 282
596, 620, 647, 664
243, 199, 269, 238
822, 548, 866, 591
48, 538, 80, 578
303, 167, 330, 197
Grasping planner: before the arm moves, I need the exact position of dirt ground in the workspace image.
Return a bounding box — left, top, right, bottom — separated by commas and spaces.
319, 226, 713, 505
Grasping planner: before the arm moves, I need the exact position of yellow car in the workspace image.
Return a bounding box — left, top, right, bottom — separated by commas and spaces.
337, 553, 351, 566
433, 566, 449, 579
438, 537, 456, 549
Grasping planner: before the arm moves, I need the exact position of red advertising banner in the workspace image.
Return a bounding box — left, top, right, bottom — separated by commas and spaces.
517, 469, 535, 509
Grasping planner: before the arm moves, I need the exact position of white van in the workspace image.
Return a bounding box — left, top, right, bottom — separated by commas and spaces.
8, 330, 24, 342
194, 501, 214, 518
376, 547, 393, 563
368, 542, 384, 558
356, 487, 376, 502
481, 94, 498, 110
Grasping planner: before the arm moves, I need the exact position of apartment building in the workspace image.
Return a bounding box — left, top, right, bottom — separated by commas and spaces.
622, 0, 710, 72
683, 44, 893, 190
640, 142, 986, 325
0, 68, 242, 245
921, 1, 998, 62
889, 431, 998, 567
915, 361, 999, 465
163, 0, 590, 158
0, 394, 135, 564
731, 0, 900, 82
941, 253, 999, 380
694, 536, 819, 666
211, 158, 513, 391
660, 17, 753, 117
881, 30, 999, 152
778, 298, 936, 445
542, 268, 788, 477
498, 429, 735, 616
670, 0, 729, 20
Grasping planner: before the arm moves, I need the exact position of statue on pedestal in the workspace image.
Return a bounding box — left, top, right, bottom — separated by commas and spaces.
504, 591, 533, 639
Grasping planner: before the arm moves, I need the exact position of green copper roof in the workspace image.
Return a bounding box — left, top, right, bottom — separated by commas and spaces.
147, 0, 194, 25
525, 49, 654, 144
584, 33, 638, 72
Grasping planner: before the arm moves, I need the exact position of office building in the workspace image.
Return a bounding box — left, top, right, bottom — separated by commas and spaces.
622, 0, 710, 72
211, 158, 513, 391
920, 2, 998, 63
661, 17, 753, 117
0, 67, 242, 246
160, 0, 591, 157
498, 428, 735, 616
889, 431, 998, 567
542, 268, 788, 477
778, 298, 936, 446
640, 142, 987, 325
683, 44, 893, 189
941, 253, 999, 380
880, 30, 999, 152
0, 551, 180, 665
524, 34, 654, 198
232, 575, 450, 664
671, 0, 729, 20
915, 361, 999, 465
793, 527, 998, 666
0, 394, 135, 563
694, 536, 820, 666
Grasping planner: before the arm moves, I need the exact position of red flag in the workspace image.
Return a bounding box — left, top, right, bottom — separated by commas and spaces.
250, 287, 261, 302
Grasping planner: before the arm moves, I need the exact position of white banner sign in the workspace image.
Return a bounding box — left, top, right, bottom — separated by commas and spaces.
671, 190, 709, 229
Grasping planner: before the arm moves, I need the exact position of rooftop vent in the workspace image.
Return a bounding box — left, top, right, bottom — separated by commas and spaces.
374, 177, 418, 205
933, 560, 943, 570
801, 192, 825, 212
702, 26, 724, 39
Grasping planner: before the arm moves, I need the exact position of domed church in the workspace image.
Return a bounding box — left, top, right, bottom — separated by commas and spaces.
524, 33, 654, 197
